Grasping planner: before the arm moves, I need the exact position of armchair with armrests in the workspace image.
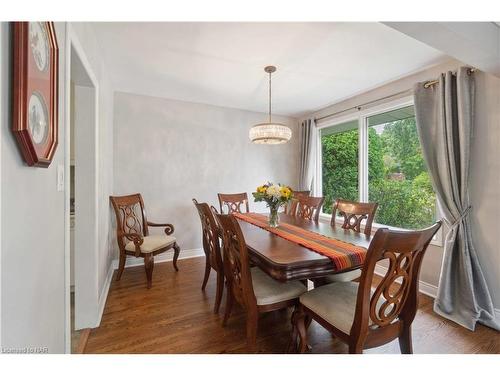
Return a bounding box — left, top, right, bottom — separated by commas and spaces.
110, 193, 180, 289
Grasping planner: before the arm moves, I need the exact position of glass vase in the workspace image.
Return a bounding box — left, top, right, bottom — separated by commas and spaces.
269, 206, 280, 228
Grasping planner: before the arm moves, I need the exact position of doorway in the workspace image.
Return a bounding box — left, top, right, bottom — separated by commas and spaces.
65, 29, 99, 353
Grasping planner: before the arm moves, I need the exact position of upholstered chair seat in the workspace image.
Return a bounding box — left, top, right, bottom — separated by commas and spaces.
125, 234, 177, 253
251, 268, 307, 306
300, 281, 383, 334
324, 269, 362, 283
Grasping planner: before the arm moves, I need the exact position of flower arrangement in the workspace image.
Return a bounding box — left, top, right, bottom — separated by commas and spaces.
252, 182, 293, 227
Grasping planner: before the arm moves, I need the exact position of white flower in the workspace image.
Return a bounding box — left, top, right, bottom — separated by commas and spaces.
266, 184, 282, 199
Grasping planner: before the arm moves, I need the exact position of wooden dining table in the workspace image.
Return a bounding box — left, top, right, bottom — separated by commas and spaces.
235, 213, 373, 282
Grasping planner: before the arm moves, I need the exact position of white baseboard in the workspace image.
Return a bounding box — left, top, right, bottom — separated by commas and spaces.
95, 262, 114, 327
111, 247, 204, 270
374, 264, 438, 299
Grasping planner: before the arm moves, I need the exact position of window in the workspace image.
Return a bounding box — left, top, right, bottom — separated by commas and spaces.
367, 106, 436, 229
321, 120, 358, 214
318, 99, 439, 232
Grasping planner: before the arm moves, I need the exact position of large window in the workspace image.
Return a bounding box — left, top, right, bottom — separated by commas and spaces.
319, 100, 437, 231
321, 120, 358, 214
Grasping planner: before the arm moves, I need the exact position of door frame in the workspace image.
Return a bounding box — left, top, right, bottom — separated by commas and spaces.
64, 23, 100, 354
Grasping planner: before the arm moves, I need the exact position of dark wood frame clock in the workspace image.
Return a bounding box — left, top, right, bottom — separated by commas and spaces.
12, 22, 59, 167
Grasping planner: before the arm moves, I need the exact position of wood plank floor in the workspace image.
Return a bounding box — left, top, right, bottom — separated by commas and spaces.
85, 257, 499, 354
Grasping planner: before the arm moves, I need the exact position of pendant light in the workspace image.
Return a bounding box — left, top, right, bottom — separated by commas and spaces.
249, 66, 292, 144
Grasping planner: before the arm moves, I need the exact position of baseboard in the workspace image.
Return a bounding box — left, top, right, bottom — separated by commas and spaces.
374, 264, 438, 299
95, 262, 115, 327
111, 247, 204, 270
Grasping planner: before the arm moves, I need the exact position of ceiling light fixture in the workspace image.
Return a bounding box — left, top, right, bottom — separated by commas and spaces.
249, 66, 292, 144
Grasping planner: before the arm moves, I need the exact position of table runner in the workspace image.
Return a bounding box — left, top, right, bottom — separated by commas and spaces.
233, 212, 366, 271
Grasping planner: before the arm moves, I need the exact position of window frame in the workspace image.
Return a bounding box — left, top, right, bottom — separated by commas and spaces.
314, 96, 443, 247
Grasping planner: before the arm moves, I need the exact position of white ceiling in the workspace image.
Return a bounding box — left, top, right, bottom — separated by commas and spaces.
92, 22, 450, 117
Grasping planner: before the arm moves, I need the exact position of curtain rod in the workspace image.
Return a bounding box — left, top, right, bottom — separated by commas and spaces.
423, 67, 476, 88
315, 67, 477, 123
315, 89, 412, 123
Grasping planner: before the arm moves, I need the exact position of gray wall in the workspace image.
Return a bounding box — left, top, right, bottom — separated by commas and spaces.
0, 22, 67, 352
305, 59, 500, 310
113, 92, 299, 253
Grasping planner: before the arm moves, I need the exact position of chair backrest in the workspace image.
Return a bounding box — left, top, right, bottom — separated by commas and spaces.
218, 192, 250, 214
110, 194, 149, 248
293, 196, 325, 222
215, 213, 256, 308
285, 190, 310, 214
331, 199, 378, 235
192, 199, 223, 273
351, 222, 441, 344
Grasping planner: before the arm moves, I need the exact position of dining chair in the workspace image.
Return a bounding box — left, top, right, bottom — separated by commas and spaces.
291, 222, 441, 354
218, 192, 250, 214
284, 190, 310, 214
292, 196, 325, 222
215, 213, 307, 352
324, 199, 378, 283
110, 193, 180, 289
192, 199, 224, 313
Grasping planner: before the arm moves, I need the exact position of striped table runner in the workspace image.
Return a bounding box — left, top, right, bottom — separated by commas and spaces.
233, 212, 366, 271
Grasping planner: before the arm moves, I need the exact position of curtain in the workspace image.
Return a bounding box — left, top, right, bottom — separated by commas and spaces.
413, 67, 499, 331
298, 119, 316, 191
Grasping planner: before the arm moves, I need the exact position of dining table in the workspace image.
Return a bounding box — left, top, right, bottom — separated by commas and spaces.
234, 212, 373, 282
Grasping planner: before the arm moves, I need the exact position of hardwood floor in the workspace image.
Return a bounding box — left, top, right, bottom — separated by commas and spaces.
85, 257, 499, 354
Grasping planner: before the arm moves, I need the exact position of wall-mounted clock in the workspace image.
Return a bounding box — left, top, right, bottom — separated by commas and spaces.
12, 22, 59, 167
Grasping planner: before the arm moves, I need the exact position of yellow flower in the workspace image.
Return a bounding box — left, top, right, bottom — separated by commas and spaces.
257, 185, 267, 194
280, 186, 291, 198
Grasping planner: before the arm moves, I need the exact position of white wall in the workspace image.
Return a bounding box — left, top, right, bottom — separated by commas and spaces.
113, 92, 299, 254
0, 22, 114, 353
72, 85, 98, 328
1, 22, 67, 352
304, 59, 500, 310
69, 23, 115, 309
470, 70, 500, 310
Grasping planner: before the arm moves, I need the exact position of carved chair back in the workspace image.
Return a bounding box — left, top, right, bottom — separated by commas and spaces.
218, 193, 250, 214
285, 190, 310, 214
215, 213, 256, 308
110, 194, 149, 250
351, 222, 441, 346
331, 199, 378, 235
192, 199, 223, 273
293, 196, 325, 222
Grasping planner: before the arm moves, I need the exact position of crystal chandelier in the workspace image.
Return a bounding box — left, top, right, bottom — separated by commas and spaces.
249, 66, 292, 144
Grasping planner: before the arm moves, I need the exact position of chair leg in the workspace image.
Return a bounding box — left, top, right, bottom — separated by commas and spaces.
222, 287, 234, 327
399, 324, 413, 354
173, 243, 180, 271
348, 341, 363, 354
246, 309, 259, 353
295, 306, 309, 354
214, 271, 224, 314
305, 315, 313, 330
201, 258, 211, 290
116, 254, 126, 281
144, 253, 154, 289
288, 306, 300, 353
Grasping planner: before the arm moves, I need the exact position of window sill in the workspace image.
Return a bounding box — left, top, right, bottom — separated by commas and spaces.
318, 212, 443, 248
